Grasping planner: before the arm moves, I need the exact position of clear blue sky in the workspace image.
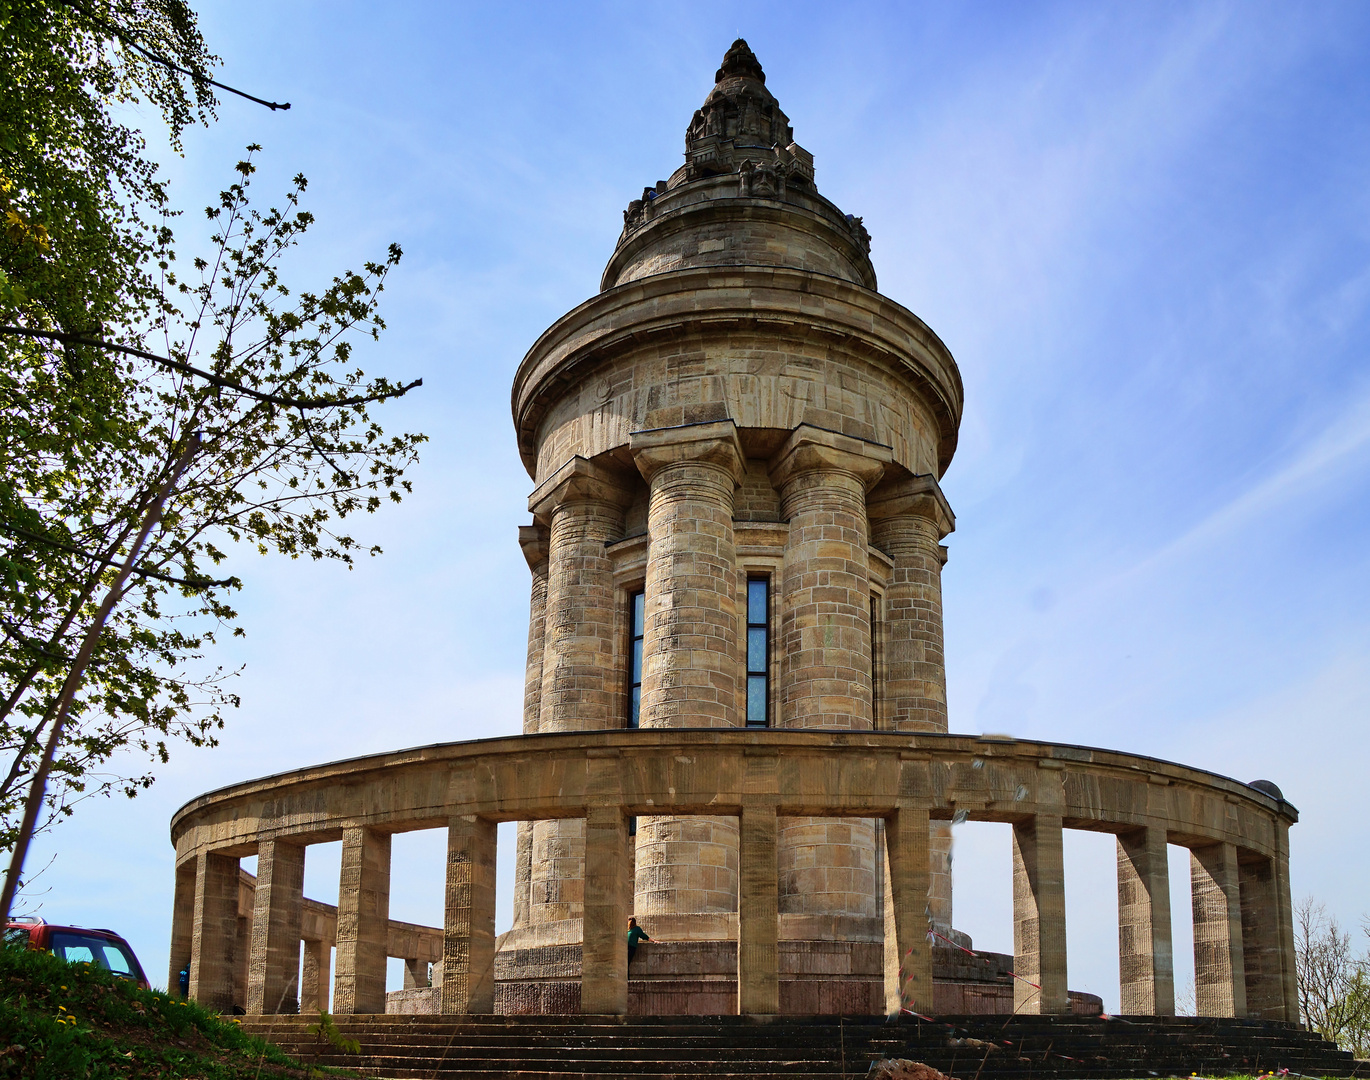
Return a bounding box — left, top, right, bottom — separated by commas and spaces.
26, 2, 1370, 1014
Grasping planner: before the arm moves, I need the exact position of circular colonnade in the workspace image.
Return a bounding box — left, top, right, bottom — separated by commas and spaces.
168, 728, 1297, 1021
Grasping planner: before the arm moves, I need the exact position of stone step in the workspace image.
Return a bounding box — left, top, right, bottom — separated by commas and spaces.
237, 1014, 1359, 1079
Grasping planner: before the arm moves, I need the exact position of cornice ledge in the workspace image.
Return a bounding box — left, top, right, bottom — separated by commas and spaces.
527, 455, 634, 521
629, 418, 746, 486
768, 424, 893, 493
867, 474, 956, 538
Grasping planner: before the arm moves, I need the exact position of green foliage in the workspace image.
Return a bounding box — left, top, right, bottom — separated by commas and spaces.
0, 0, 216, 331
0, 150, 424, 853
0, 0, 219, 853
306, 1009, 360, 1056
0, 938, 334, 1078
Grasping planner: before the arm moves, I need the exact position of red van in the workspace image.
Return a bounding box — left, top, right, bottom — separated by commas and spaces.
5, 917, 150, 990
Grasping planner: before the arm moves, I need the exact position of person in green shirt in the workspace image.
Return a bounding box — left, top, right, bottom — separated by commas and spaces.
626, 917, 652, 964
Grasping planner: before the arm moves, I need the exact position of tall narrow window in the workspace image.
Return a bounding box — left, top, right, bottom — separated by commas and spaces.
628, 590, 645, 728
870, 595, 881, 729
746, 578, 770, 728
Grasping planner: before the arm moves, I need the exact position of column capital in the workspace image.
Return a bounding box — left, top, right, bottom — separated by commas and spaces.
518, 523, 549, 572
867, 474, 956, 539
528, 456, 634, 521
629, 419, 745, 486
767, 424, 892, 494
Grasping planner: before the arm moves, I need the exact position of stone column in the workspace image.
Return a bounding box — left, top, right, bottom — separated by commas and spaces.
884, 804, 933, 1016
188, 851, 239, 1010
233, 903, 252, 1012
1273, 819, 1299, 1023
1013, 814, 1069, 1014
533, 456, 631, 733
738, 804, 779, 1016
246, 839, 306, 1014
1117, 826, 1174, 1015
1191, 842, 1246, 1017
301, 938, 331, 1013
1239, 853, 1287, 1019
168, 860, 195, 997
333, 826, 391, 1015
528, 458, 630, 937
442, 815, 497, 1014
769, 426, 890, 924
869, 476, 956, 940
514, 525, 548, 931
631, 421, 745, 923
581, 805, 628, 1015
632, 420, 745, 728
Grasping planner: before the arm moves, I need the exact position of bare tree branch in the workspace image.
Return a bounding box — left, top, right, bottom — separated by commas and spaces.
0, 327, 421, 409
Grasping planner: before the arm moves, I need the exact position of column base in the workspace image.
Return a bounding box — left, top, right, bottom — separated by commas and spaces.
405, 940, 1106, 1017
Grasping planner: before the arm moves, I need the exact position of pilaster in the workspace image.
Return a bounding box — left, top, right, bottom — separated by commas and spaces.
1013, 812, 1068, 1014
738, 803, 780, 1016
1192, 842, 1246, 1017
442, 815, 497, 1014
246, 839, 306, 1015
333, 826, 391, 1015
1117, 826, 1174, 1015
188, 851, 239, 1011
301, 938, 331, 1014
884, 803, 933, 1015
581, 805, 628, 1014
168, 860, 195, 998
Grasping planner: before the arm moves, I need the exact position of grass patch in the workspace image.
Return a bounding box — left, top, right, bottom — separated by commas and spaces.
0, 941, 354, 1078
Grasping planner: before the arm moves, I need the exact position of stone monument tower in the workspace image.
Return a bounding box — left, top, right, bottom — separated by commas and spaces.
502, 39, 964, 1012
168, 40, 1300, 1032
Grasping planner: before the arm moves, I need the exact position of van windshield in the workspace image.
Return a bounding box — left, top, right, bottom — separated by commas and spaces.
49, 932, 137, 977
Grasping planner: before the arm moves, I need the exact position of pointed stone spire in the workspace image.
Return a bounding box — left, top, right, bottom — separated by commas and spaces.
714, 38, 766, 84
684, 39, 811, 186
605, 39, 875, 292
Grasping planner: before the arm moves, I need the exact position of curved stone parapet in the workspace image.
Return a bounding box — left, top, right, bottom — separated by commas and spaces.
167, 729, 1298, 1021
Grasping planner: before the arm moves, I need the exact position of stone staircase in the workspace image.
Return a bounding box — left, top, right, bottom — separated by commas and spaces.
236, 1013, 1366, 1079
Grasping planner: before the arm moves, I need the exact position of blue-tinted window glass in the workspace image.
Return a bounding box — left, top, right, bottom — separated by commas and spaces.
745, 578, 769, 727
747, 675, 767, 726
747, 628, 767, 673
629, 591, 645, 728
747, 579, 767, 625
